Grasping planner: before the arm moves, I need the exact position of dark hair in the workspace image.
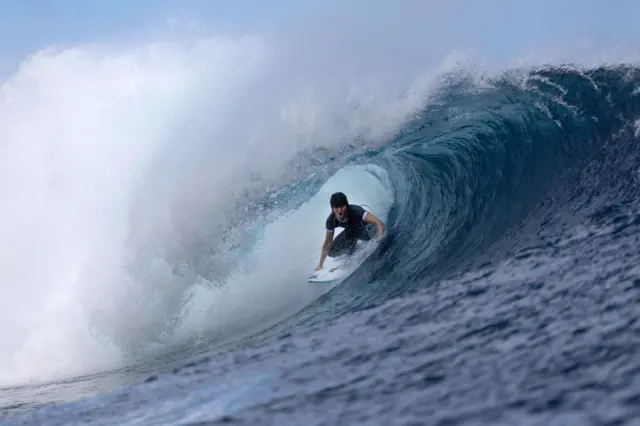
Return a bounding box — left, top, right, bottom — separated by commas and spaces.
330, 192, 348, 208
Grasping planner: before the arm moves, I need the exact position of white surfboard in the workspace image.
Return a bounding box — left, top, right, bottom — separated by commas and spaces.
308, 239, 378, 283
308, 262, 349, 283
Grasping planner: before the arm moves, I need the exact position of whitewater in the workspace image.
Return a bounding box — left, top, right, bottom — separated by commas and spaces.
2, 2, 640, 425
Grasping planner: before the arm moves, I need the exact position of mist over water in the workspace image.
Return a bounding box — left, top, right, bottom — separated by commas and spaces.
0, 28, 422, 386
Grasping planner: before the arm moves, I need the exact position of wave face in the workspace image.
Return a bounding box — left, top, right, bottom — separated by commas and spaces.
286, 64, 640, 323
9, 62, 640, 425
5, 60, 640, 424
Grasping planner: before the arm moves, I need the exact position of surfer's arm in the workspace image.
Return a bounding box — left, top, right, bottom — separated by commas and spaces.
364, 213, 385, 240
316, 230, 334, 270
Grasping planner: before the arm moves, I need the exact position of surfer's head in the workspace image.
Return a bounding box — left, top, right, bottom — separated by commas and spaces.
330, 192, 348, 220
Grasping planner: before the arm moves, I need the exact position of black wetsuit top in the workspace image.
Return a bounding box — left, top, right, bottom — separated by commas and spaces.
325, 204, 369, 234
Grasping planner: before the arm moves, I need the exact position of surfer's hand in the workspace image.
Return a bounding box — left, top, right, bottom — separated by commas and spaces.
315, 264, 323, 271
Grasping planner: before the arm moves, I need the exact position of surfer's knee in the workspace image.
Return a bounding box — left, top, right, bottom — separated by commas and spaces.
361, 222, 377, 240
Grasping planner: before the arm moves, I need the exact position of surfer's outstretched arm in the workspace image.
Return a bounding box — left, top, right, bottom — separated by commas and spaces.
364, 212, 385, 240
316, 231, 334, 271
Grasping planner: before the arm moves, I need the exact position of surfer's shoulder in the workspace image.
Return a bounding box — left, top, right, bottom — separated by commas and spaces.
325, 212, 337, 230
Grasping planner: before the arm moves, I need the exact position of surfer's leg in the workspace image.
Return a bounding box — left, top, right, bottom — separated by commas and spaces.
359, 222, 378, 241
327, 231, 358, 257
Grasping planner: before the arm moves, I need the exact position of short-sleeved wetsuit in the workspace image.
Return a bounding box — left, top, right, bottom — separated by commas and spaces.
325, 204, 377, 257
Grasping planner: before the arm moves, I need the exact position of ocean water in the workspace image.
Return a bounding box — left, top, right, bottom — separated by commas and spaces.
3, 5, 640, 426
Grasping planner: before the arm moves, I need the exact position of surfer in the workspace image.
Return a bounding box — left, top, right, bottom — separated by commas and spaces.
315, 192, 385, 271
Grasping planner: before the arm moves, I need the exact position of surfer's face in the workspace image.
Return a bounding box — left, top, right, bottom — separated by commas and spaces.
333, 204, 347, 220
